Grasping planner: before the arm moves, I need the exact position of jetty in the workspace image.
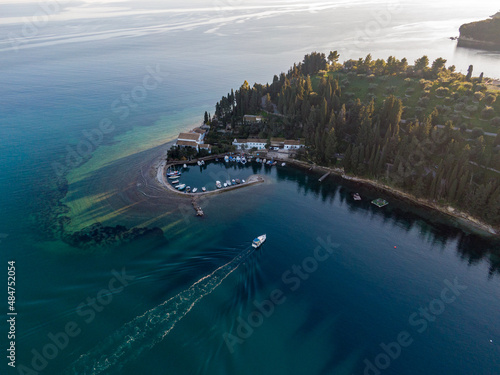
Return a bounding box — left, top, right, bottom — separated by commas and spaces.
192, 198, 204, 217
318, 172, 331, 182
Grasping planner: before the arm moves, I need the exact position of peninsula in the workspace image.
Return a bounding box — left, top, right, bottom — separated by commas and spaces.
458, 11, 500, 50
195, 52, 500, 234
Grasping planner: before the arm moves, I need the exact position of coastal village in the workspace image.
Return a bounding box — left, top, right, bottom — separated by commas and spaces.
172, 114, 305, 157
162, 50, 500, 231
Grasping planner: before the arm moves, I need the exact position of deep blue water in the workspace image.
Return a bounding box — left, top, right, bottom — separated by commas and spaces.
1, 1, 500, 375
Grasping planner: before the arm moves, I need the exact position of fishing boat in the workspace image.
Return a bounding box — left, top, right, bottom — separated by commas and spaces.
176, 184, 186, 190
242, 179, 246, 183
192, 188, 198, 193
231, 179, 236, 185
236, 156, 241, 163
223, 182, 228, 188
216, 181, 222, 189
197, 160, 202, 166
353, 193, 361, 201
168, 174, 181, 179
225, 179, 231, 186
256, 158, 261, 163
224, 155, 229, 162
235, 179, 241, 184
171, 180, 179, 184
186, 186, 191, 193
281, 162, 286, 167
202, 187, 207, 192
252, 234, 266, 249
167, 170, 180, 177
263, 158, 267, 164
183, 164, 187, 168
241, 157, 247, 164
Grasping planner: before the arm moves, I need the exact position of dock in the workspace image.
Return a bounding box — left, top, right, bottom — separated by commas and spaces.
318, 172, 330, 182
191, 198, 204, 217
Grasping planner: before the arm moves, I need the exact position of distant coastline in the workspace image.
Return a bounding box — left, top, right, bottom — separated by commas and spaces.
458, 12, 500, 50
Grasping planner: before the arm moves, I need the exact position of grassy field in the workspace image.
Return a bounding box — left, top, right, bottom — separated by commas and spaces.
313, 71, 500, 134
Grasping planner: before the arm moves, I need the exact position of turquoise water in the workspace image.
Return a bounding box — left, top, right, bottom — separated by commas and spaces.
1, 1, 500, 374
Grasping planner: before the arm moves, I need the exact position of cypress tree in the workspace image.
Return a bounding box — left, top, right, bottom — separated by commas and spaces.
343, 144, 353, 172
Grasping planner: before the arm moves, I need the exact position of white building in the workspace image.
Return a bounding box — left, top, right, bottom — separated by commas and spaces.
232, 138, 267, 150
284, 140, 305, 150
175, 132, 204, 151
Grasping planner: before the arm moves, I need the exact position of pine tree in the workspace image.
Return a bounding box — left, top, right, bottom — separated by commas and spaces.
325, 128, 338, 165
343, 144, 353, 172
448, 178, 458, 202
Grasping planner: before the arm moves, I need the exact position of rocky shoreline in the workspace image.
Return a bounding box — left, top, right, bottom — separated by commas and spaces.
284, 159, 499, 237
457, 37, 500, 51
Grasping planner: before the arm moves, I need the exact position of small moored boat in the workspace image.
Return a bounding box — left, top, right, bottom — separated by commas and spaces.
252, 234, 266, 249
171, 180, 179, 184
216, 181, 222, 189
353, 193, 361, 201
202, 187, 207, 192
192, 188, 198, 193
176, 184, 186, 190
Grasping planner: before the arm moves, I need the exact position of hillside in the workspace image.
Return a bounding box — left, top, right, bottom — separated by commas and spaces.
208, 52, 500, 228
458, 14, 500, 49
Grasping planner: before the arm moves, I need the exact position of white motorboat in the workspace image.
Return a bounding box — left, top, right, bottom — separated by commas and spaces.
171, 180, 179, 184
223, 182, 228, 188
281, 162, 286, 167
252, 234, 266, 249
183, 164, 187, 168
216, 181, 222, 189
176, 184, 186, 190
202, 187, 207, 192
192, 188, 198, 193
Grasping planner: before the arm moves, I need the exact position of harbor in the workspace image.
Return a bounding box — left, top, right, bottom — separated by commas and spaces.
157, 156, 266, 199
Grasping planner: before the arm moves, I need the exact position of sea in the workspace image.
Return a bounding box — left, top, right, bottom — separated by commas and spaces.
0, 1, 499, 374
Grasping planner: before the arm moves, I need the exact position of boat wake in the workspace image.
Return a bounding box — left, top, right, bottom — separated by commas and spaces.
66, 247, 253, 375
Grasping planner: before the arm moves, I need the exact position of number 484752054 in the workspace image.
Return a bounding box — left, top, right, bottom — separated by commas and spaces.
8, 261, 15, 312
